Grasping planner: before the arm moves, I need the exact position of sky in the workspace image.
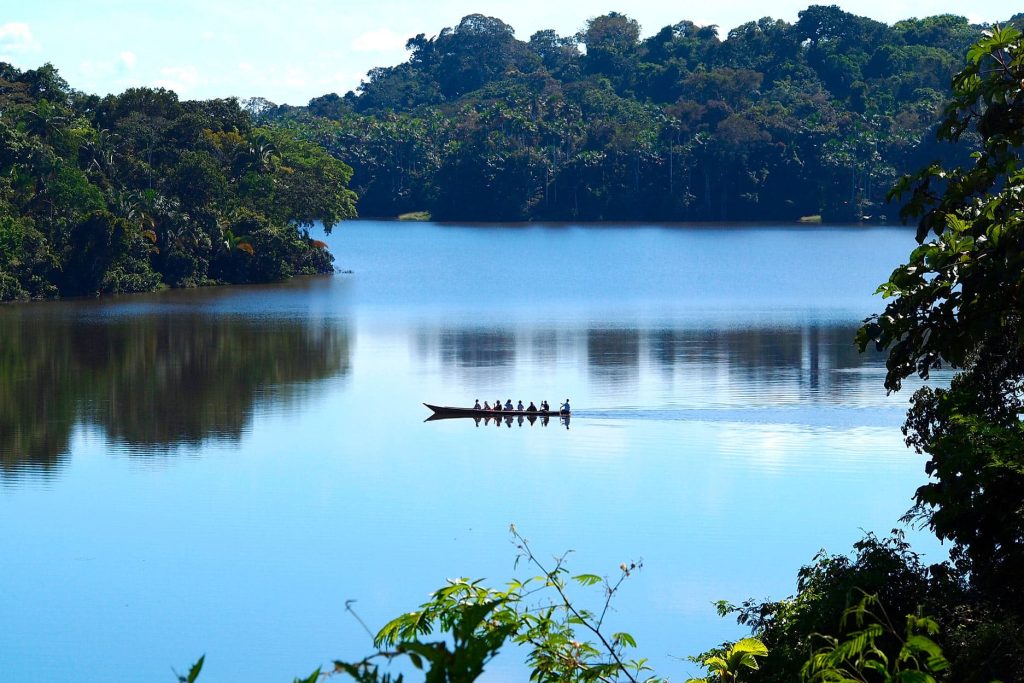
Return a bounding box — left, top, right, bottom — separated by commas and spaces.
0, 0, 1016, 106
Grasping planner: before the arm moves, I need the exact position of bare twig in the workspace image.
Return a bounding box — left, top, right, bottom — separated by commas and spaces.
345, 600, 376, 640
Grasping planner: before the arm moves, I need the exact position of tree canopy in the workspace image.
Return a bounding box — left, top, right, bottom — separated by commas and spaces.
0, 63, 357, 301
258, 6, 1021, 222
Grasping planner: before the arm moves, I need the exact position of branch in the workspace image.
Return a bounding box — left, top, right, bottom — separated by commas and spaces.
510, 526, 640, 683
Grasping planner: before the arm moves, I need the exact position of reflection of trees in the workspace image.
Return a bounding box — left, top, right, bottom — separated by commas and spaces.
587, 329, 641, 388
648, 325, 881, 398
437, 329, 516, 367
425, 328, 519, 389
418, 323, 881, 401
0, 312, 349, 477
0, 317, 77, 474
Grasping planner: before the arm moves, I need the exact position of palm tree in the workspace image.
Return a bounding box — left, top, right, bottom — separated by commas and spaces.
111, 190, 159, 252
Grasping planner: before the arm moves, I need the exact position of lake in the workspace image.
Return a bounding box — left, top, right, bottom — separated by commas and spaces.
0, 221, 942, 682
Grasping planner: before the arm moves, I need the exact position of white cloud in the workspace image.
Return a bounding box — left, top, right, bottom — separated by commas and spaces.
282, 66, 307, 88
350, 27, 408, 52
0, 22, 42, 65
238, 65, 307, 92
155, 64, 202, 94
77, 51, 140, 90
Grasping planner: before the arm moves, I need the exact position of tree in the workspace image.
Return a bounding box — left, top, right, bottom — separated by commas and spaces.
0, 61, 353, 300
580, 13, 641, 95
857, 24, 1024, 607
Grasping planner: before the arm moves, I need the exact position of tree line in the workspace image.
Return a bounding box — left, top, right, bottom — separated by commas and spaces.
256, 6, 1022, 223
0, 63, 356, 301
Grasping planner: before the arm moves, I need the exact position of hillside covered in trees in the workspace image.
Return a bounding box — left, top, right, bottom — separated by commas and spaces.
259, 5, 1022, 222
0, 64, 356, 301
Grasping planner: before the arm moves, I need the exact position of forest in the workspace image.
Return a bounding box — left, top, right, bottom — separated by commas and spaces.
256, 5, 1023, 222
4, 5, 1024, 300
0, 64, 356, 301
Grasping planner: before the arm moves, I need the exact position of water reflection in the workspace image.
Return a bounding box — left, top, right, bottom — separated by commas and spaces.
0, 309, 350, 479
587, 329, 641, 388
428, 413, 570, 429
647, 325, 877, 402
415, 323, 881, 406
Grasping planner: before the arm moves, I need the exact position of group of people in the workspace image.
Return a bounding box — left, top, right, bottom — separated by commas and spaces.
472, 398, 570, 413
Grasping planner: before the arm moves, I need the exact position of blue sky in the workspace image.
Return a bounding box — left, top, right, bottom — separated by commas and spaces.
0, 0, 1015, 105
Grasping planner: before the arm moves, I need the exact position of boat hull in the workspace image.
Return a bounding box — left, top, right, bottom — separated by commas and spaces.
424, 403, 569, 418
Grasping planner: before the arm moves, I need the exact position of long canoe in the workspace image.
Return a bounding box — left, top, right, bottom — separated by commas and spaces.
424, 403, 569, 418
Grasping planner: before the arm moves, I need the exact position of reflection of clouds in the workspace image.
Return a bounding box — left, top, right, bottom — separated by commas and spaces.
713, 423, 904, 475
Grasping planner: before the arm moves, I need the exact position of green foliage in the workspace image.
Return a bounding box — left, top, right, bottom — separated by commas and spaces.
0, 64, 356, 300
801, 594, 950, 683
294, 669, 322, 683
687, 638, 768, 683
174, 654, 204, 683
859, 24, 1024, 387
264, 6, 1009, 221
0, 209, 57, 300
709, 532, 955, 683
329, 527, 658, 683
856, 24, 1024, 608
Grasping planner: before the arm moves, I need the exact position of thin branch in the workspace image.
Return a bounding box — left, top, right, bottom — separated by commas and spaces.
511, 527, 640, 683
345, 600, 376, 640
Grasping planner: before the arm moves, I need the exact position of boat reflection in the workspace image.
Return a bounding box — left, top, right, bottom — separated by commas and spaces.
428, 413, 570, 429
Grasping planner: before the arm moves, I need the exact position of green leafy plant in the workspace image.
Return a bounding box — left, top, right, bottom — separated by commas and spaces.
801, 593, 950, 683
329, 525, 657, 683
686, 637, 768, 683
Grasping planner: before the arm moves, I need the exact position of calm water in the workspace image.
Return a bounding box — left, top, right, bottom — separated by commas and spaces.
0, 222, 942, 682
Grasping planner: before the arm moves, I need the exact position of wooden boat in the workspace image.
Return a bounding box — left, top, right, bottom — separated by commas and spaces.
424, 403, 569, 418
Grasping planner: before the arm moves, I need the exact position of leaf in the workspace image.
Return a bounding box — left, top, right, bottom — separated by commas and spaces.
186, 655, 205, 683
893, 671, 934, 683
293, 668, 321, 683
613, 632, 637, 648
732, 637, 768, 657
903, 635, 943, 660
703, 655, 727, 673
573, 574, 603, 586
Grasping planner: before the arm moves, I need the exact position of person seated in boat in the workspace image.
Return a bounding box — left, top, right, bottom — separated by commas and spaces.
482, 401, 490, 410
541, 400, 549, 412
473, 399, 481, 410
561, 398, 571, 413
494, 398, 502, 411
526, 401, 537, 412
516, 400, 524, 411
504, 399, 513, 411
